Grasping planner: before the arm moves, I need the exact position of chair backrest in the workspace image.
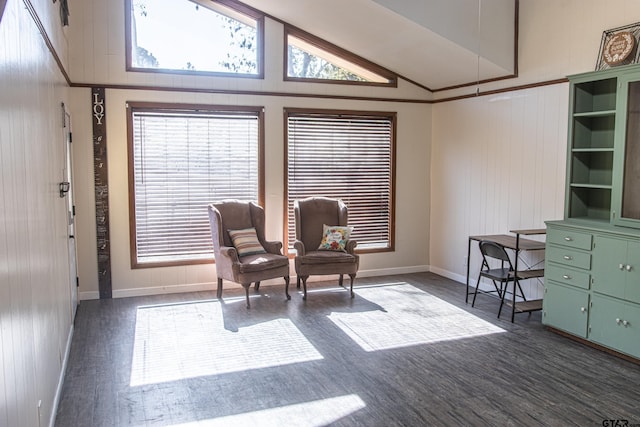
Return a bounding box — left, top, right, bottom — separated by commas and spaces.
208, 200, 266, 249
294, 197, 348, 250
479, 240, 513, 269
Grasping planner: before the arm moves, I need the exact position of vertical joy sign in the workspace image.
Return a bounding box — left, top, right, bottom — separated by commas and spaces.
92, 87, 112, 299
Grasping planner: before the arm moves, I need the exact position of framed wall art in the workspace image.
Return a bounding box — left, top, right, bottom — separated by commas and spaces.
596, 22, 640, 71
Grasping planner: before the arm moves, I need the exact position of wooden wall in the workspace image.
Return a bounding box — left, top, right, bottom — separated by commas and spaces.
0, 0, 72, 426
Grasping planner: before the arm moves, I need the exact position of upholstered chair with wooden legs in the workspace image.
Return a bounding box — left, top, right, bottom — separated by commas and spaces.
208, 200, 290, 308
293, 197, 359, 300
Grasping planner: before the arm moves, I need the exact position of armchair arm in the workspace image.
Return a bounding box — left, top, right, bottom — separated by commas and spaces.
218, 246, 240, 263
345, 239, 358, 254
262, 240, 283, 254
293, 240, 306, 256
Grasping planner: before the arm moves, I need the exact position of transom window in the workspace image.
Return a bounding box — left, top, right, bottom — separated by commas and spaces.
285, 26, 396, 86
127, 102, 263, 267
126, 0, 263, 76
286, 109, 396, 252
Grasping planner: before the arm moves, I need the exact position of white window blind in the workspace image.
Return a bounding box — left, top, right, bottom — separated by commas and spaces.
286, 111, 394, 251
130, 106, 260, 266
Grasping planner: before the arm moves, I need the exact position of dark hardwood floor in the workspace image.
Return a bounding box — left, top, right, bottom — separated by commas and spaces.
55, 272, 640, 426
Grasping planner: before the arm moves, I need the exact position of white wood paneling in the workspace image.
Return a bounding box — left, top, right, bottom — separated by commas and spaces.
430, 85, 568, 299
0, 1, 72, 426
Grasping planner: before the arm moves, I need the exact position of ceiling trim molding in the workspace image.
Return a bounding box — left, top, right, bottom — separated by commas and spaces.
70, 81, 433, 104
433, 77, 568, 104
22, 0, 72, 85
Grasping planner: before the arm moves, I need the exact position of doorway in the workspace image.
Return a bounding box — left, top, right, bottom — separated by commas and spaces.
62, 103, 78, 320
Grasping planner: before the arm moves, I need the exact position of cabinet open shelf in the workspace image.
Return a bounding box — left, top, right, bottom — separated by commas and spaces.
573, 114, 615, 150
573, 78, 617, 113
569, 187, 611, 220
567, 74, 619, 221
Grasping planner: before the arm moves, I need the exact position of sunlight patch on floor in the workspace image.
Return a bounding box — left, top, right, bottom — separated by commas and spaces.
329, 282, 505, 351
130, 300, 323, 386
167, 394, 366, 427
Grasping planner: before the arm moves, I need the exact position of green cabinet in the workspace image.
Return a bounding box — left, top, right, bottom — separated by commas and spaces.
545, 222, 640, 359
544, 64, 640, 361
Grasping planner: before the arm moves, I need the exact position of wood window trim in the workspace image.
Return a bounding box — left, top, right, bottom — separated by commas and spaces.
126, 101, 265, 268
283, 107, 397, 255
284, 25, 398, 88
124, 0, 265, 79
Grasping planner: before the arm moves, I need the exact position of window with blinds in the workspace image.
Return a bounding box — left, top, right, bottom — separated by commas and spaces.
128, 103, 263, 267
286, 109, 395, 252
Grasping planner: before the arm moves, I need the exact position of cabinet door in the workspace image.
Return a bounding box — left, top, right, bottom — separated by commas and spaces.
613, 75, 640, 228
590, 294, 640, 359
592, 235, 626, 299
625, 241, 640, 304
543, 282, 589, 338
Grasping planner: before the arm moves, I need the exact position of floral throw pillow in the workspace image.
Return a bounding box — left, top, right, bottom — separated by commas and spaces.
317, 224, 353, 252
228, 227, 267, 256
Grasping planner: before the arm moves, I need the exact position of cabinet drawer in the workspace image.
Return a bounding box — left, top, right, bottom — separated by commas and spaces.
547, 229, 593, 250
545, 263, 590, 289
546, 245, 592, 270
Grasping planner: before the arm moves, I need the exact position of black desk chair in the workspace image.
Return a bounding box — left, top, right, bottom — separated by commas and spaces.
472, 240, 526, 318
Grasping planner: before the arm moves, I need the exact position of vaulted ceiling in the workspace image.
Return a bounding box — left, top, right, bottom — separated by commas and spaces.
240, 0, 517, 91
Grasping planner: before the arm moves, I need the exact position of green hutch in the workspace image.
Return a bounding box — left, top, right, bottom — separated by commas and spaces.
544, 63, 640, 360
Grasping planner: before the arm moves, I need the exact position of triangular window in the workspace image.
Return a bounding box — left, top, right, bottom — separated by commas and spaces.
285, 26, 396, 86
126, 0, 263, 76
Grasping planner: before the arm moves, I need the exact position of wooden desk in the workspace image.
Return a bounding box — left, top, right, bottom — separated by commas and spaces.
466, 229, 546, 321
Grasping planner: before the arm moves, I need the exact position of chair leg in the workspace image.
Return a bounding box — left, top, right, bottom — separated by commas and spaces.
255, 281, 260, 291
338, 274, 344, 287
349, 274, 356, 298
301, 276, 308, 300
284, 276, 291, 300
492, 279, 503, 299
471, 273, 482, 307
243, 284, 251, 309
296, 276, 301, 289
216, 278, 223, 299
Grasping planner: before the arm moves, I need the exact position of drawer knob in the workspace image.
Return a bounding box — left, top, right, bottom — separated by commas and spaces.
626, 264, 632, 272
563, 255, 573, 260
562, 275, 572, 280
564, 236, 573, 241
580, 307, 586, 312
623, 320, 630, 327
616, 318, 622, 324
619, 263, 625, 270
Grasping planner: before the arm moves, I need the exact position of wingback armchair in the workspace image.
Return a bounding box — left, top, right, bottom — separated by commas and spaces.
208, 200, 290, 308
294, 197, 359, 300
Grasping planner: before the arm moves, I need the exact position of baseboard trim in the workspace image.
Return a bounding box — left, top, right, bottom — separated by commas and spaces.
428, 266, 466, 285
50, 323, 74, 427
78, 265, 432, 300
